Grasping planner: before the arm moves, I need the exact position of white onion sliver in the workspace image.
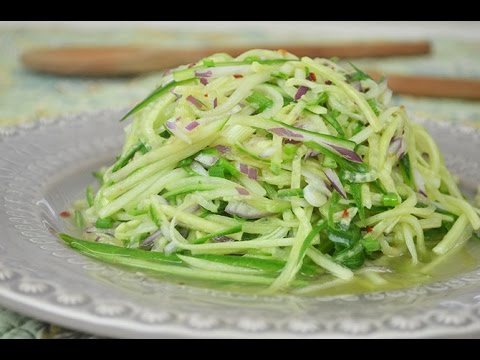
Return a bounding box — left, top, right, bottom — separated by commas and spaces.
304, 184, 328, 207
194, 153, 218, 167
190, 161, 209, 176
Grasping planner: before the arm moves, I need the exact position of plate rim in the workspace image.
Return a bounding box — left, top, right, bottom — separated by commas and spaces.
1, 109, 480, 339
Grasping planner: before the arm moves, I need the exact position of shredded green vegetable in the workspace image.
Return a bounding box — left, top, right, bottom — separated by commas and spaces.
60, 49, 480, 294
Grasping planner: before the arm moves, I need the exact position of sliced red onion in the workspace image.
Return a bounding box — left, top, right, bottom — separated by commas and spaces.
236, 187, 250, 196
248, 167, 258, 180
388, 137, 402, 154
239, 163, 249, 175
169, 90, 181, 99
304, 149, 320, 159
187, 95, 203, 109
397, 138, 407, 159
238, 163, 259, 180
141, 228, 162, 248
328, 144, 363, 163
200, 78, 209, 85
225, 201, 272, 219
324, 168, 347, 199
268, 127, 304, 139
213, 97, 218, 109
414, 169, 427, 197
283, 139, 302, 145
185, 121, 200, 131
295, 86, 309, 101
215, 144, 229, 154
165, 121, 176, 130
195, 70, 213, 78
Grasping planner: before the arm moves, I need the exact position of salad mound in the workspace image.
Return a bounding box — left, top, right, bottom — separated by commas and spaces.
61, 49, 480, 294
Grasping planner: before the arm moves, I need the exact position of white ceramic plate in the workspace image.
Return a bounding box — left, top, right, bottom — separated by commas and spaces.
1, 109, 480, 338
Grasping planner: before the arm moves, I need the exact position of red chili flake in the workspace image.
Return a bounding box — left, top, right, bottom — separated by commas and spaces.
307, 72, 317, 81
59, 211, 71, 218
233, 74, 243, 79
325, 80, 332, 85
366, 226, 374, 233
342, 208, 349, 218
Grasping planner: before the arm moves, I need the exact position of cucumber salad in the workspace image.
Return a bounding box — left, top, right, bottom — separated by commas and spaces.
60, 49, 480, 294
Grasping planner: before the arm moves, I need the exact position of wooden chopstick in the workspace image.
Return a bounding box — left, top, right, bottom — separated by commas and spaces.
368, 70, 480, 100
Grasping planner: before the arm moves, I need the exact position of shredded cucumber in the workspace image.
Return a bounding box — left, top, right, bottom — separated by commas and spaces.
60, 49, 480, 294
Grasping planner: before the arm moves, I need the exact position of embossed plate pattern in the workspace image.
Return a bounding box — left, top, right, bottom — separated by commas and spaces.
1, 110, 480, 338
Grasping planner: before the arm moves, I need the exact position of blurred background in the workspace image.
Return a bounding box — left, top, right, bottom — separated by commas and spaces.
1, 21, 480, 130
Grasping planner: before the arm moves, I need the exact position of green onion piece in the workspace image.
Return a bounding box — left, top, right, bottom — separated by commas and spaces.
96, 217, 114, 229
74, 210, 84, 229
399, 154, 414, 188
208, 165, 225, 178
360, 235, 381, 252
192, 225, 242, 244
334, 242, 365, 270
322, 155, 337, 169
328, 191, 340, 229
350, 183, 366, 223
86, 186, 94, 207
200, 147, 220, 156
246, 91, 273, 113
327, 227, 360, 247
203, 59, 215, 67
178, 158, 193, 167
217, 158, 240, 177
382, 192, 400, 207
